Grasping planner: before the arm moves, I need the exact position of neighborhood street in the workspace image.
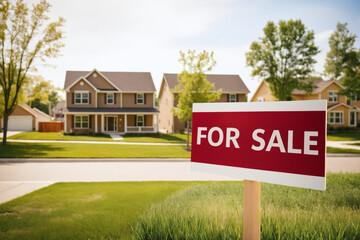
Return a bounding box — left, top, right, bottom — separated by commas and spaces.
0, 156, 359, 204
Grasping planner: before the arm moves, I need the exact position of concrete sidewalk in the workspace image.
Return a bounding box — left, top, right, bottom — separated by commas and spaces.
327, 140, 360, 150
0, 156, 359, 204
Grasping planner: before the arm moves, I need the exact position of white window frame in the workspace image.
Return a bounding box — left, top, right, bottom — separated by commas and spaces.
349, 111, 356, 126
328, 91, 338, 103
328, 111, 343, 124
137, 93, 144, 104
229, 94, 236, 102
75, 91, 89, 104
137, 115, 144, 127
74, 115, 89, 129
107, 93, 114, 105
258, 97, 264, 102
351, 94, 358, 102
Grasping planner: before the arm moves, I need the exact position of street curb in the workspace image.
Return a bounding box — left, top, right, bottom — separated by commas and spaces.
0, 158, 191, 163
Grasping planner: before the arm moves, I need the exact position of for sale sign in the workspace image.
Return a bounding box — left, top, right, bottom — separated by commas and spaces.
191, 100, 327, 190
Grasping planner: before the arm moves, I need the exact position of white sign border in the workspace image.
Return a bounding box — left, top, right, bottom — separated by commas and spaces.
193, 100, 327, 112
191, 100, 327, 191
191, 162, 326, 190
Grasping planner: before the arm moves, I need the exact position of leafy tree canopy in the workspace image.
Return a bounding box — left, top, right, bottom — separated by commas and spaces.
246, 19, 319, 101
0, 0, 65, 144
172, 50, 222, 150
324, 22, 360, 99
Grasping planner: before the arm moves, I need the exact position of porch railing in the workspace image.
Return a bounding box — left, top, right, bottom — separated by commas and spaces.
126, 126, 156, 133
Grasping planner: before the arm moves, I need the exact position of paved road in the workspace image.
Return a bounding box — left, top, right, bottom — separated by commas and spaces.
0, 156, 359, 204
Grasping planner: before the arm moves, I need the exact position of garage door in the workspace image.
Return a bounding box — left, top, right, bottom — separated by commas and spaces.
8, 116, 33, 131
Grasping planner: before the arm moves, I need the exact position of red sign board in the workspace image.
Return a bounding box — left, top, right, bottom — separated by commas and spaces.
191, 100, 327, 190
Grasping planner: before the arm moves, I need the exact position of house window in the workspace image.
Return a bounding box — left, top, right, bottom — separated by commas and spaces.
352, 94, 358, 102
328, 91, 338, 103
137, 115, 144, 126
74, 115, 89, 129
137, 93, 144, 104
229, 94, 236, 102
107, 93, 114, 104
75, 91, 89, 104
328, 112, 343, 124
258, 97, 264, 102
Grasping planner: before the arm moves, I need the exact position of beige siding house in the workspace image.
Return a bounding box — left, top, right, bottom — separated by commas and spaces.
158, 73, 250, 133
63, 69, 159, 134
250, 79, 360, 128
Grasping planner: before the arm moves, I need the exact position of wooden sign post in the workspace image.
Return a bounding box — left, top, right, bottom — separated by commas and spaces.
243, 180, 261, 240
191, 100, 327, 239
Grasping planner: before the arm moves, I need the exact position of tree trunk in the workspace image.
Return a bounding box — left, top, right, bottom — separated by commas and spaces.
186, 120, 190, 151
2, 113, 8, 146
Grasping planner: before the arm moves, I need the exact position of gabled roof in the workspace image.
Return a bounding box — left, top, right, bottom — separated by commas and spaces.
328, 103, 360, 111
64, 70, 156, 92
162, 73, 250, 94
292, 79, 344, 95
65, 76, 98, 91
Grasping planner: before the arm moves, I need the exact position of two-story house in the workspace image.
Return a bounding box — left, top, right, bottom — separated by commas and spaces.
158, 73, 250, 133
63, 69, 159, 134
250, 79, 360, 128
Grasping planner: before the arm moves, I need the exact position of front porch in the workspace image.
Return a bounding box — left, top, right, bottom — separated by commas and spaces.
64, 113, 159, 134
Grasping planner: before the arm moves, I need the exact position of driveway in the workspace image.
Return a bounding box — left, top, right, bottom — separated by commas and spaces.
0, 131, 23, 138
0, 156, 359, 204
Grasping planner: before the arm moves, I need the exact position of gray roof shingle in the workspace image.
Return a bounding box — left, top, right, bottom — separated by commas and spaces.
163, 73, 250, 93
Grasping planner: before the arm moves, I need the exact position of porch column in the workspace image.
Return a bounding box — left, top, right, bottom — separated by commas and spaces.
124, 114, 127, 133
156, 114, 159, 133
64, 114, 67, 133
101, 114, 104, 132
95, 114, 98, 133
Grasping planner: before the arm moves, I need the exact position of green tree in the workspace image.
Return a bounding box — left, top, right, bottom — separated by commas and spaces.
172, 50, 222, 150
0, 0, 65, 145
246, 19, 319, 101
324, 22, 356, 80
324, 22, 360, 99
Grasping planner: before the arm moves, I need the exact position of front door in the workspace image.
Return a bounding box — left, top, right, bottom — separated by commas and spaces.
350, 112, 356, 126
104, 116, 118, 132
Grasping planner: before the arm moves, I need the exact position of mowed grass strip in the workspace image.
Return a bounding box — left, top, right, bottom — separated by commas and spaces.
327, 132, 360, 141
0, 182, 199, 240
8, 132, 114, 141
8, 132, 190, 143
0, 142, 191, 158
327, 147, 360, 154
133, 174, 360, 240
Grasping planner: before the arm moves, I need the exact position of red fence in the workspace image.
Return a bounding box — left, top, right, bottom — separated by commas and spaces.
38, 122, 64, 132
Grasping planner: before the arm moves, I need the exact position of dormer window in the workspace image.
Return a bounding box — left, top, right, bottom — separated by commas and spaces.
137, 93, 144, 104
328, 91, 338, 103
75, 91, 89, 104
229, 94, 236, 102
107, 93, 114, 104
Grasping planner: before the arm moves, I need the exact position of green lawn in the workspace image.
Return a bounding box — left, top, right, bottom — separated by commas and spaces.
0, 182, 198, 240
0, 143, 357, 158
327, 147, 360, 154
327, 131, 360, 141
8, 132, 190, 143
0, 142, 191, 158
0, 174, 359, 240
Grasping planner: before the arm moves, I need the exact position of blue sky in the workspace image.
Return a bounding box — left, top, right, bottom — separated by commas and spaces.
31, 0, 360, 99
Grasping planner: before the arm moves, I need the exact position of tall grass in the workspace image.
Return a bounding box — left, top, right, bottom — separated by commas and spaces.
132, 174, 360, 239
